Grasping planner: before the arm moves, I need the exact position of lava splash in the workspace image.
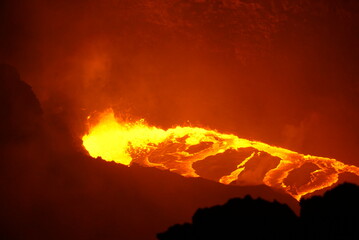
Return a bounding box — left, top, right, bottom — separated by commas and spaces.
82, 109, 359, 200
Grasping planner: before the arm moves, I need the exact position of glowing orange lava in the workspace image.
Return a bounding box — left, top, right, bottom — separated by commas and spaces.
82, 109, 359, 200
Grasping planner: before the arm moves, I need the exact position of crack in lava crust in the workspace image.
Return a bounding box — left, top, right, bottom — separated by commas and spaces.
82, 109, 359, 200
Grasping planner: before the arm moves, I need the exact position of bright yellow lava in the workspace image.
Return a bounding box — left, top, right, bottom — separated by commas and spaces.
82, 109, 359, 200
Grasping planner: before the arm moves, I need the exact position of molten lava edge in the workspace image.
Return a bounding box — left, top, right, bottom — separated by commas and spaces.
82, 109, 359, 200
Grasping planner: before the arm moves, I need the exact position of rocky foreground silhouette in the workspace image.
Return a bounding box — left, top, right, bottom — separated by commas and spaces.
158, 183, 359, 240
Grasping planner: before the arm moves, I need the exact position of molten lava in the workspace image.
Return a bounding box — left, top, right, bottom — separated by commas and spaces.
82, 109, 359, 200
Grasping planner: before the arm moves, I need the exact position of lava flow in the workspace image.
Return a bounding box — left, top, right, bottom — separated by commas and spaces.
82, 109, 359, 200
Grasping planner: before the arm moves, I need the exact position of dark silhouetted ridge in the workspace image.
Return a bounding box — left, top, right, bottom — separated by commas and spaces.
158, 195, 299, 240
300, 183, 359, 240
0, 63, 43, 143
158, 183, 359, 240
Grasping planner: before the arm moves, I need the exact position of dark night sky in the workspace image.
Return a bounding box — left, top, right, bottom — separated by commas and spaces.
1, 0, 359, 169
